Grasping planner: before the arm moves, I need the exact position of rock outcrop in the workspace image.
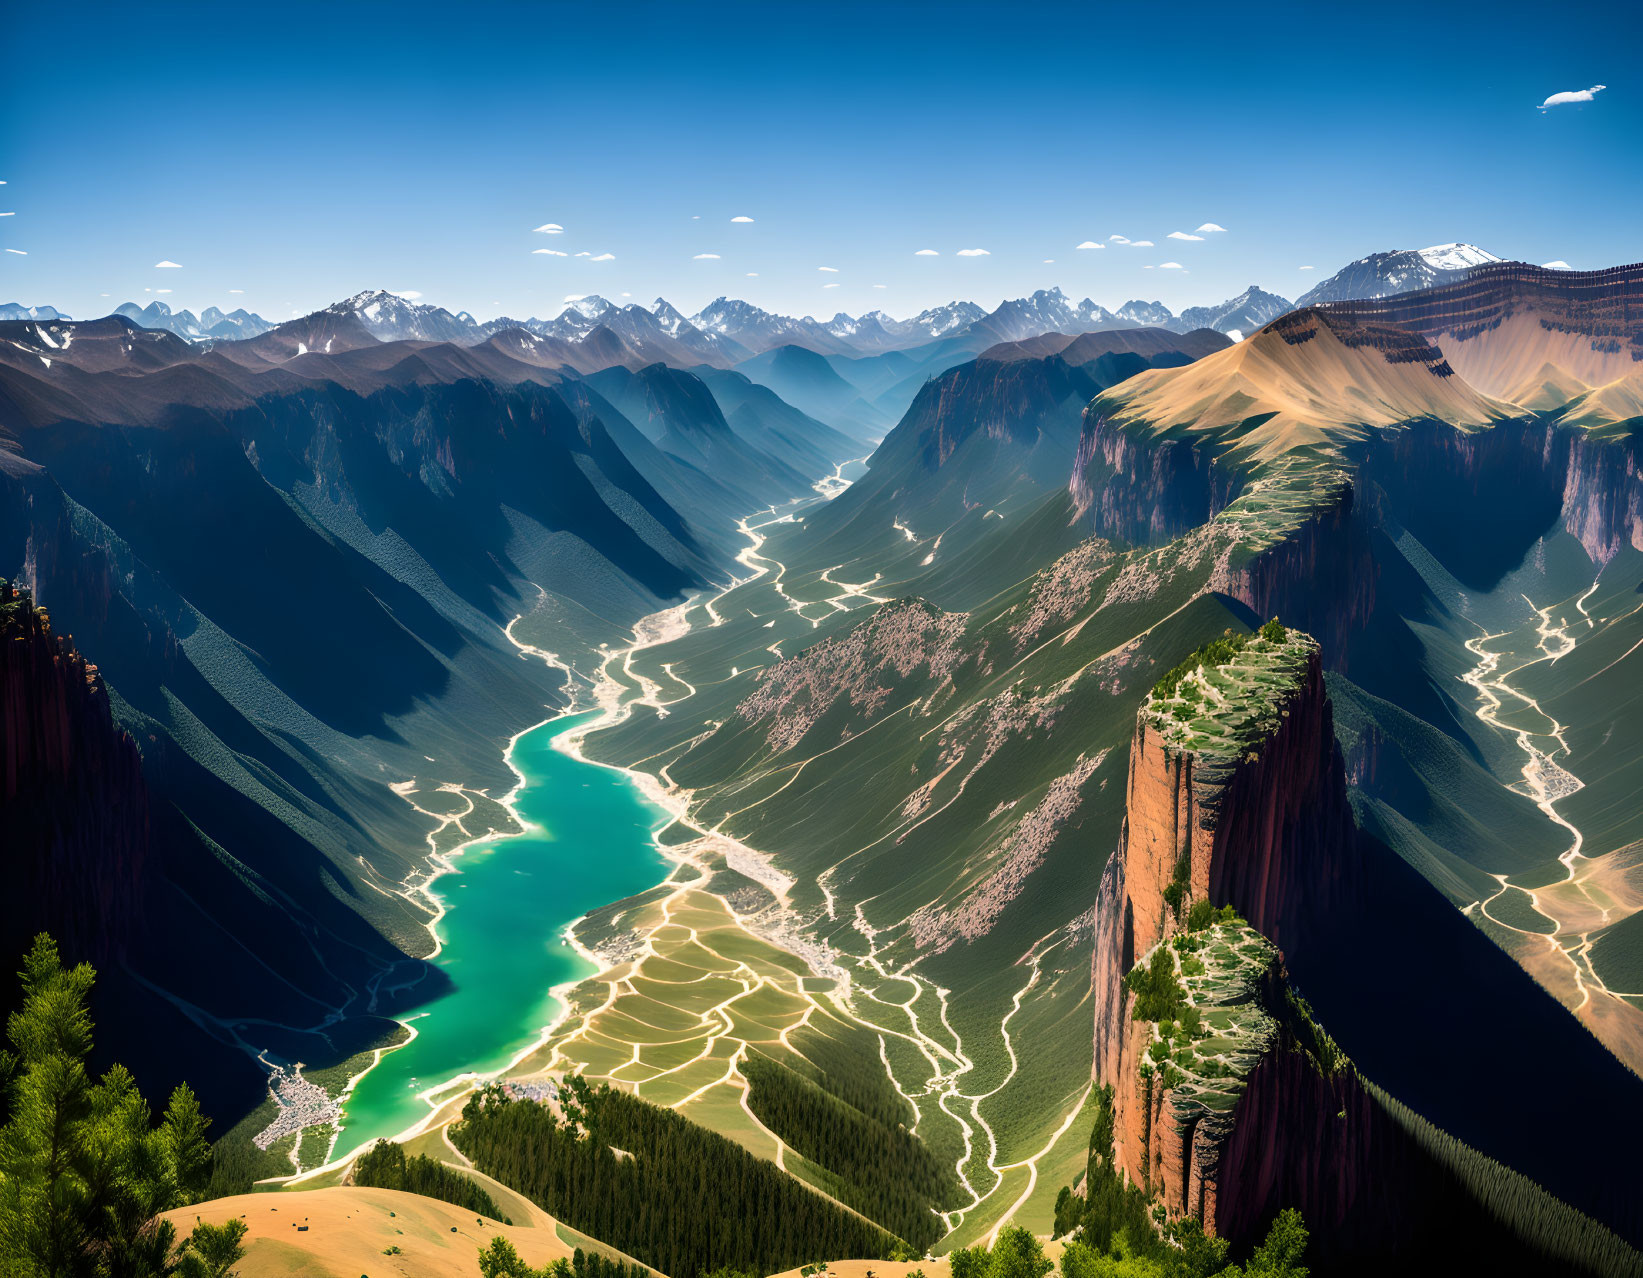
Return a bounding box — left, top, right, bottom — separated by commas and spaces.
0, 579, 149, 969
1072, 410, 1240, 545
1084, 621, 1643, 1272
1562, 428, 1643, 565
1096, 629, 1356, 972
1091, 625, 1361, 1244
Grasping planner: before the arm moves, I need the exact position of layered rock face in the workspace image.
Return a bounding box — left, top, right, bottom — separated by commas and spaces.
1214, 482, 1376, 668
1359, 413, 1643, 575
1072, 410, 1241, 545
1101, 633, 1356, 969
1084, 624, 1643, 1268
1317, 261, 1643, 377
0, 580, 149, 969
1091, 628, 1361, 1244
1562, 428, 1643, 565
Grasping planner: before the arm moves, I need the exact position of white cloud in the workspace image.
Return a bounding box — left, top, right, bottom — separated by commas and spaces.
746, 272, 759, 277
533, 223, 564, 234
1076, 240, 1104, 250
1299, 265, 1315, 271
731, 215, 755, 223
1539, 85, 1605, 110
1542, 260, 1573, 269
1043, 259, 1055, 264
228, 288, 244, 294
1158, 262, 1185, 270
1128, 240, 1155, 248
156, 288, 172, 294
154, 260, 182, 268
532, 248, 567, 256
693, 253, 721, 260
574, 251, 591, 257
1196, 223, 1228, 233
691, 215, 700, 220
818, 266, 839, 272
915, 249, 939, 256
0, 212, 13, 218
564, 294, 586, 302
590, 253, 615, 261
6, 249, 27, 255
873, 283, 886, 288
391, 290, 422, 300
956, 248, 989, 257
1109, 234, 1129, 243
1168, 231, 1204, 241
822, 282, 840, 288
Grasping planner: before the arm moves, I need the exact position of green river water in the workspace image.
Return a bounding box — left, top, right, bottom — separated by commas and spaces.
333, 709, 669, 1157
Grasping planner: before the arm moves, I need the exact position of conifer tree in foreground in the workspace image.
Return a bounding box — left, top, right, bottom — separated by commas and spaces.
0, 933, 231, 1278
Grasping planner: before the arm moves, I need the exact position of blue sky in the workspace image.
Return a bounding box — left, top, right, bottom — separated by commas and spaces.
2, 0, 1636, 324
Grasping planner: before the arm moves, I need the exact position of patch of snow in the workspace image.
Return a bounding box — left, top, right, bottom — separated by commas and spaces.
1417, 243, 1500, 272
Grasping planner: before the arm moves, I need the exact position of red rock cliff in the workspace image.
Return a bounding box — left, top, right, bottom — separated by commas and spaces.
1, 579, 149, 967
1091, 629, 1361, 1242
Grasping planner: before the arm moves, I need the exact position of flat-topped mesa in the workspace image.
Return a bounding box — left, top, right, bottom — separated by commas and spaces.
1073, 303, 1519, 543
1115, 622, 1356, 968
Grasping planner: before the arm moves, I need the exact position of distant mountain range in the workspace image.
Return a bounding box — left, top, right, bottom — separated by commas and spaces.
112, 300, 278, 340
0, 302, 72, 322
309, 286, 1298, 357
1175, 285, 1293, 338
25, 242, 1504, 370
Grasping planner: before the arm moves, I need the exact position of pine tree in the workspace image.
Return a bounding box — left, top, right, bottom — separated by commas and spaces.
0, 934, 221, 1278
160, 1087, 213, 1207
0, 934, 99, 1277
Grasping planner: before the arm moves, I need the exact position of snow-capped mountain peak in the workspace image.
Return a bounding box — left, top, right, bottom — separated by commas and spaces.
1296, 242, 1501, 308
1116, 300, 1175, 327
1416, 243, 1500, 272
560, 295, 615, 321
651, 298, 689, 335
902, 300, 987, 338
1175, 285, 1292, 336
326, 290, 477, 343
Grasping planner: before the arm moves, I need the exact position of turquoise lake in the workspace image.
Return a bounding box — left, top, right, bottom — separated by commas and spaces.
333, 710, 669, 1156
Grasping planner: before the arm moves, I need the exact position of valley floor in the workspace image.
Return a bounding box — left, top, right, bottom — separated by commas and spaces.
502, 496, 1096, 1247
263, 479, 1094, 1253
